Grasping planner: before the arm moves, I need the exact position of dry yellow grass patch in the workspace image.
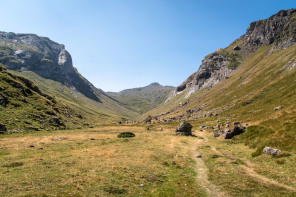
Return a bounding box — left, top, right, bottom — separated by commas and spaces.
0, 126, 205, 196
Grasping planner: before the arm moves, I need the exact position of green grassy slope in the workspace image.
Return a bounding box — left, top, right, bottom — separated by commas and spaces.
10, 70, 138, 124
0, 65, 91, 131
146, 43, 296, 151
107, 83, 174, 115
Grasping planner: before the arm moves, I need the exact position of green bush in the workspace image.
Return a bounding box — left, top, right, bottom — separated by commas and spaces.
117, 132, 135, 138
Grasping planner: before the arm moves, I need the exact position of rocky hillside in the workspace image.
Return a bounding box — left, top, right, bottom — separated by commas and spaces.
0, 31, 139, 121
107, 83, 174, 114
145, 9, 296, 151
0, 31, 104, 102
167, 9, 296, 101
0, 64, 88, 132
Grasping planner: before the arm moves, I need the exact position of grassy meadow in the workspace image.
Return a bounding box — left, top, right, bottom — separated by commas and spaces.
1, 124, 295, 196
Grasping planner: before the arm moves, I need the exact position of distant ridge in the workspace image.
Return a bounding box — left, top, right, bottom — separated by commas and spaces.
107, 83, 174, 114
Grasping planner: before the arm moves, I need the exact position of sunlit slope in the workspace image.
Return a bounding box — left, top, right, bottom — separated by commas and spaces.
147, 43, 296, 150
107, 83, 174, 115
11, 71, 138, 124
0, 65, 91, 131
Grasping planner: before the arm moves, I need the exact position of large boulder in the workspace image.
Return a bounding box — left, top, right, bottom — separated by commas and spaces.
263, 147, 280, 156
222, 126, 245, 139
175, 122, 192, 136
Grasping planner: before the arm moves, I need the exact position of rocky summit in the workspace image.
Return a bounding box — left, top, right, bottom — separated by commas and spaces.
0, 32, 101, 101
167, 9, 296, 101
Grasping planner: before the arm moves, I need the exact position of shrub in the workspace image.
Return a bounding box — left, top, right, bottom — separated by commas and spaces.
117, 132, 135, 138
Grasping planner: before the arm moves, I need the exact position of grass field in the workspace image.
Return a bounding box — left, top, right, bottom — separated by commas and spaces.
1, 124, 295, 196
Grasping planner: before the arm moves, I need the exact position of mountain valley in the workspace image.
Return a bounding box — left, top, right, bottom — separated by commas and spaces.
0, 8, 296, 197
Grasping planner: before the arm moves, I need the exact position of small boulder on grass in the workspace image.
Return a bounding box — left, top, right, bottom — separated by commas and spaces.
117, 132, 135, 138
263, 147, 280, 156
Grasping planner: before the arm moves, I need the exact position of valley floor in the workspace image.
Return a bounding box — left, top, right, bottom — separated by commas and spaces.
0, 125, 295, 196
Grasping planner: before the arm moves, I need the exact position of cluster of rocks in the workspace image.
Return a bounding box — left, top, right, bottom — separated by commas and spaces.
210, 122, 246, 139
222, 126, 245, 139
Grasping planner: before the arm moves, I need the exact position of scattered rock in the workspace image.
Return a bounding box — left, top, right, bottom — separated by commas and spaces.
144, 115, 152, 123
214, 125, 220, 130
0, 123, 7, 134
211, 154, 220, 159
175, 122, 192, 136
90, 138, 95, 140
244, 101, 252, 105
274, 106, 282, 111
53, 137, 62, 141
29, 145, 35, 148
222, 126, 245, 139
263, 147, 281, 156
28, 126, 39, 131
172, 161, 176, 165
24, 121, 32, 125
212, 131, 220, 138
117, 132, 135, 138
51, 116, 65, 126
196, 155, 202, 158
160, 128, 163, 131
38, 147, 43, 150
233, 45, 241, 50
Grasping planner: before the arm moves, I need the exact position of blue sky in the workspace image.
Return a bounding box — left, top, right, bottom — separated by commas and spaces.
0, 0, 295, 91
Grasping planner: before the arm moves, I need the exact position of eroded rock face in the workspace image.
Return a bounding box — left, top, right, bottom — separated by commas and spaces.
242, 9, 296, 52
0, 31, 100, 102
167, 9, 296, 101
167, 53, 235, 100
175, 121, 192, 136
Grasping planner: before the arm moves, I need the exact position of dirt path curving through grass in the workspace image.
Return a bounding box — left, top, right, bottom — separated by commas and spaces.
191, 138, 225, 197
210, 145, 296, 193
199, 132, 296, 193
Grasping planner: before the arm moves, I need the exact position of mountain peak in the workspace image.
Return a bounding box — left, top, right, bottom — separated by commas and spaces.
148, 82, 161, 87
166, 8, 296, 101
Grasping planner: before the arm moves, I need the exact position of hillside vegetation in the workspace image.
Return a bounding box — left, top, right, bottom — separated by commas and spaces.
0, 31, 138, 124
107, 83, 174, 114
0, 65, 88, 131
11, 70, 138, 125
144, 9, 296, 152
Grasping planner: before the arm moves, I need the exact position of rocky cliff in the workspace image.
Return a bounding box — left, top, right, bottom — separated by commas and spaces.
0, 32, 101, 101
167, 9, 296, 101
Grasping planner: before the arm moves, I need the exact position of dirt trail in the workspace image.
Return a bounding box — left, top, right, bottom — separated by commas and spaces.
191, 138, 225, 197
200, 133, 296, 193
